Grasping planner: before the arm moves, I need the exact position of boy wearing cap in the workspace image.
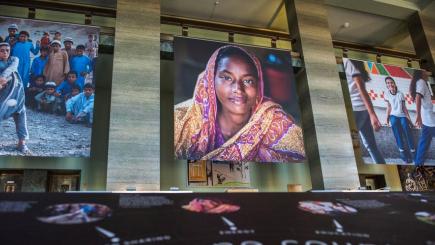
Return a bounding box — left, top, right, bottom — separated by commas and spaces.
5, 24, 19, 46
62, 37, 75, 62
35, 81, 57, 113
70, 44, 92, 89
44, 40, 69, 85
66, 83, 94, 125
0, 42, 30, 154
11, 31, 40, 89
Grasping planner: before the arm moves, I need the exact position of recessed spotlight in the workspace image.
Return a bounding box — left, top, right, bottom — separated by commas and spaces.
343, 22, 350, 28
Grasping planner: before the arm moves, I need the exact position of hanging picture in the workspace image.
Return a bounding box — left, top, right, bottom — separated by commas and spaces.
187, 160, 207, 182
187, 161, 250, 188
211, 161, 250, 187
343, 58, 435, 165
174, 37, 305, 163
0, 16, 99, 157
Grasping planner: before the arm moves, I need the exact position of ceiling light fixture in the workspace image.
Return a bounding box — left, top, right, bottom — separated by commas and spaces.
334, 22, 350, 36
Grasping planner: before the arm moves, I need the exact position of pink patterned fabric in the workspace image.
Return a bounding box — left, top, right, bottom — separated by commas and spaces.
175, 45, 305, 162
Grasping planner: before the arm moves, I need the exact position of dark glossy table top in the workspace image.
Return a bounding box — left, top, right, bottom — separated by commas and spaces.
0, 192, 434, 245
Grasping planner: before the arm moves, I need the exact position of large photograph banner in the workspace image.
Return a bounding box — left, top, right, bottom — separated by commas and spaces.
174, 37, 305, 163
0, 16, 99, 157
343, 58, 435, 165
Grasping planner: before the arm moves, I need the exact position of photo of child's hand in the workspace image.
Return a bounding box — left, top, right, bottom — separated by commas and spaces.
0, 77, 7, 90
415, 116, 422, 128
370, 115, 381, 131
407, 118, 414, 128
65, 112, 73, 121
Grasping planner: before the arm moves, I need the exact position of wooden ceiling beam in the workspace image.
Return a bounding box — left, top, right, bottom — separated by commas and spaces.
1, 0, 116, 17
161, 14, 292, 41
333, 40, 419, 61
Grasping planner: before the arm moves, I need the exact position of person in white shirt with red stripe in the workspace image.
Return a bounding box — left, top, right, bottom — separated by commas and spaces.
384, 76, 415, 163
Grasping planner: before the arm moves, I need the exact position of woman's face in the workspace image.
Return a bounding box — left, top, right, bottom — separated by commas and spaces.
385, 78, 397, 93
214, 54, 258, 117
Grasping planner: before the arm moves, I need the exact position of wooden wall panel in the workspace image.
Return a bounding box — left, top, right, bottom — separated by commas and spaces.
106, 0, 160, 191
285, 0, 360, 189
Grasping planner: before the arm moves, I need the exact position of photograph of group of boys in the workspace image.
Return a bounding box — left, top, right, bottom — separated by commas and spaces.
0, 17, 99, 157
174, 37, 305, 163
344, 58, 435, 166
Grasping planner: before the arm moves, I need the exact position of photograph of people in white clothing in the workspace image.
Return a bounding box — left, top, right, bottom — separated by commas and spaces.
344, 58, 435, 166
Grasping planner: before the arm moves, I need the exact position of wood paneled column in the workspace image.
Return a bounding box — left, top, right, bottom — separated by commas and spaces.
409, 2, 435, 74
106, 0, 160, 191
285, 0, 360, 189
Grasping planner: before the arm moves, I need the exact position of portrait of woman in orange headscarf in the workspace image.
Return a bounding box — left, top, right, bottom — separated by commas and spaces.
174, 45, 305, 162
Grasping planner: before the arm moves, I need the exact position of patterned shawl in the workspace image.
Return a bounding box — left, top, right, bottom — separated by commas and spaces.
175, 45, 305, 162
